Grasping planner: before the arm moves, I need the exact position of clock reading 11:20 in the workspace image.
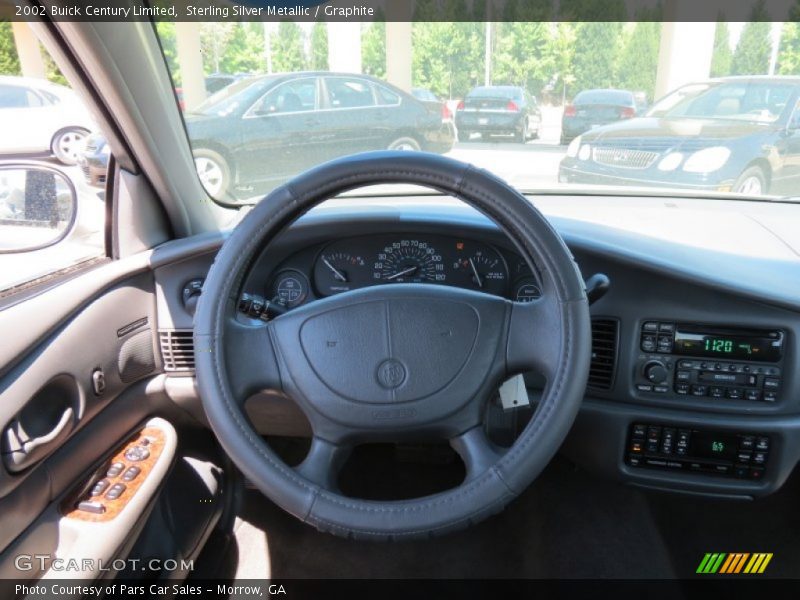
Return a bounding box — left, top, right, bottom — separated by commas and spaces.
704, 337, 737, 354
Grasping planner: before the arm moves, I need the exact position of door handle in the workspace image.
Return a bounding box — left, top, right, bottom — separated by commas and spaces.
2, 406, 75, 472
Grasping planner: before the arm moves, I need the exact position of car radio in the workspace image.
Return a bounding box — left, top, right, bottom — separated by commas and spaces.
625, 423, 769, 480
635, 321, 785, 403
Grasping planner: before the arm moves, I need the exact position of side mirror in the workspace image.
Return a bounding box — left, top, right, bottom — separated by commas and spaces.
0, 164, 77, 253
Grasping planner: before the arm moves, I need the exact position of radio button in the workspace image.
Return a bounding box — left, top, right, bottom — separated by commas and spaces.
726, 388, 743, 400
636, 383, 653, 393
656, 336, 673, 352
632, 424, 647, 439
676, 370, 692, 382
737, 451, 752, 463
709, 386, 725, 398
675, 383, 690, 395
678, 360, 696, 369
690, 385, 708, 396
658, 323, 675, 333
642, 321, 659, 332
753, 452, 767, 465
640, 335, 657, 352
745, 389, 761, 402
763, 391, 778, 402
763, 378, 781, 391
734, 465, 750, 478
755, 437, 769, 451
654, 385, 669, 393
750, 467, 765, 480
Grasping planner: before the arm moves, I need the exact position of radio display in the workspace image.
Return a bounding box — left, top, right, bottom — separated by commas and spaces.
672, 327, 783, 362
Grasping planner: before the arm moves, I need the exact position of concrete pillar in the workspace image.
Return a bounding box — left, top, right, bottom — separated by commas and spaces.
654, 22, 716, 100
327, 23, 362, 73
385, 22, 412, 91
384, 1, 413, 91
175, 22, 206, 110
11, 22, 45, 79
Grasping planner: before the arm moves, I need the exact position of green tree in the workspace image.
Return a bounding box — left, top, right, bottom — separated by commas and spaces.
412, 21, 484, 99
730, 2, 772, 75
199, 23, 235, 74
362, 19, 386, 79
571, 22, 624, 93
711, 20, 733, 77
493, 22, 553, 95
220, 23, 265, 74
0, 22, 21, 76
271, 21, 306, 74
778, 21, 800, 74
777, 0, 800, 76
156, 21, 180, 84
616, 22, 661, 99
309, 22, 328, 71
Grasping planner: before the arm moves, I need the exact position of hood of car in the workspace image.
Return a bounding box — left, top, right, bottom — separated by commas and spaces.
581, 117, 773, 150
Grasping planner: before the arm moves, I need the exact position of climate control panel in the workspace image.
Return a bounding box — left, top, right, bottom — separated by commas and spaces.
625, 423, 770, 480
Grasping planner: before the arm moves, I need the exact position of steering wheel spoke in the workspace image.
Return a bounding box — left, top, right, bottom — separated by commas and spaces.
294, 436, 352, 491
506, 296, 563, 381
215, 318, 282, 405
450, 426, 505, 482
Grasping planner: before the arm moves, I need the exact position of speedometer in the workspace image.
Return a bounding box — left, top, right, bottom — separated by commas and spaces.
373, 239, 446, 284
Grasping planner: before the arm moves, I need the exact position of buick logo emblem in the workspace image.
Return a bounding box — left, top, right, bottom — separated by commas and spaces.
377, 359, 406, 389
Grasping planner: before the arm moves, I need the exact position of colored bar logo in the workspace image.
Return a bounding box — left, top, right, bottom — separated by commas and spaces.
696, 553, 773, 574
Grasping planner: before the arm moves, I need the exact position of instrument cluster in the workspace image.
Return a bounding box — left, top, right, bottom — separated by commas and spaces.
267, 233, 542, 309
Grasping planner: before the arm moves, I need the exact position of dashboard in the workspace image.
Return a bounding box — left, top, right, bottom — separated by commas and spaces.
265, 233, 542, 310
153, 195, 800, 502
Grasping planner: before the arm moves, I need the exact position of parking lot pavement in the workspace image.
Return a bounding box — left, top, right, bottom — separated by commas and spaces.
446, 141, 566, 191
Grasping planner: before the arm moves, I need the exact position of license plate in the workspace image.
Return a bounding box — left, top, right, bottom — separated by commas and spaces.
479, 117, 488, 125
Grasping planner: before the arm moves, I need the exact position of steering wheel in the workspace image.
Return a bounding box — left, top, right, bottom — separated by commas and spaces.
194, 152, 591, 540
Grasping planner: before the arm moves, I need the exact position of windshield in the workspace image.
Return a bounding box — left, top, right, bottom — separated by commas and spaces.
648, 80, 796, 123
575, 90, 634, 106
152, 20, 800, 205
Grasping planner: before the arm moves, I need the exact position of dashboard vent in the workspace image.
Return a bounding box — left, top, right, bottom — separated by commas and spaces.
159, 330, 195, 372
588, 318, 619, 390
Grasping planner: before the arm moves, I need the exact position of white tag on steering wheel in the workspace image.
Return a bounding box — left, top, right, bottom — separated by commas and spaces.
499, 374, 530, 410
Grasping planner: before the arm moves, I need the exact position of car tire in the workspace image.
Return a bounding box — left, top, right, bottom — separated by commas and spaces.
51, 127, 89, 166
387, 136, 421, 151
733, 166, 767, 196
193, 149, 231, 200
457, 130, 472, 143
514, 121, 527, 144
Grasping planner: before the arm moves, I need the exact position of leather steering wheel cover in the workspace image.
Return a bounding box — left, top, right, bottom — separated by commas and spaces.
194, 151, 591, 540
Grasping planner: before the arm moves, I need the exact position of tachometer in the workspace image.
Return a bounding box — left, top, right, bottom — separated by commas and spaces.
374, 239, 446, 283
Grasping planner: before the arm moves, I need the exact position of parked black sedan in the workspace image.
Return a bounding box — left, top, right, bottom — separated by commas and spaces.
560, 88, 639, 144
186, 72, 454, 201
455, 85, 541, 143
559, 77, 800, 196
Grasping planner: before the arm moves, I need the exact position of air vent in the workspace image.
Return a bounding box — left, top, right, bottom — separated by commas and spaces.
159, 330, 195, 372
588, 318, 619, 390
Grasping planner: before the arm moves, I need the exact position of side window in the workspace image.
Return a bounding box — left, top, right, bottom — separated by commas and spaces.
325, 78, 375, 109
0, 23, 106, 294
0, 84, 37, 108
253, 78, 318, 115
375, 85, 400, 106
